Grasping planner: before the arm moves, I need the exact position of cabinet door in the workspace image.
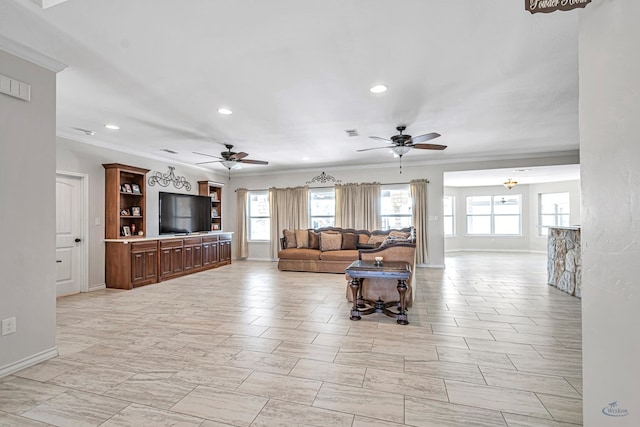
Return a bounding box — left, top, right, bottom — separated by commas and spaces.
211, 241, 220, 264
160, 248, 173, 277
184, 245, 194, 271
220, 240, 231, 262
131, 251, 145, 282
193, 244, 203, 268
171, 247, 184, 273
145, 249, 157, 281
202, 242, 211, 266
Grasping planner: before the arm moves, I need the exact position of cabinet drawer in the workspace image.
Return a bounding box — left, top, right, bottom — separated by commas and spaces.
131, 241, 158, 251
160, 239, 183, 249
202, 236, 219, 243
218, 233, 232, 241
184, 237, 202, 246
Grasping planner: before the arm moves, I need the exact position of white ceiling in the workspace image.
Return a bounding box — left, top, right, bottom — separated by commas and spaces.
1, 0, 580, 177
444, 164, 580, 187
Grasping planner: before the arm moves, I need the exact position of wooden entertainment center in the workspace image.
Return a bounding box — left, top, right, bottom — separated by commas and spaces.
103, 163, 232, 290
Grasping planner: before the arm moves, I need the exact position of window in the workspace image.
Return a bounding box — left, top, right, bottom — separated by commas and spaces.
466, 195, 521, 235
309, 188, 335, 228
539, 192, 570, 236
381, 185, 412, 229
443, 196, 455, 236
248, 191, 269, 240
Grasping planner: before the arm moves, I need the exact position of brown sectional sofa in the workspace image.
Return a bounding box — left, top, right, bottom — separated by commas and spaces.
277, 226, 414, 273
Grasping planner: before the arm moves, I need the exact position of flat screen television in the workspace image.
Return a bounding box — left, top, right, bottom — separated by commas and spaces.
159, 192, 211, 234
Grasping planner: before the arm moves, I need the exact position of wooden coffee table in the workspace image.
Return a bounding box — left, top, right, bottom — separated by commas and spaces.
345, 260, 411, 325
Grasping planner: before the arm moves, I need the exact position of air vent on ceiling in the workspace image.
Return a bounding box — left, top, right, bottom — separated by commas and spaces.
345, 129, 359, 137
162, 149, 178, 154
72, 127, 95, 136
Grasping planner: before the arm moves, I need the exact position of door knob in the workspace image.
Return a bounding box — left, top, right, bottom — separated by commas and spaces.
56, 260, 62, 263
75, 238, 82, 243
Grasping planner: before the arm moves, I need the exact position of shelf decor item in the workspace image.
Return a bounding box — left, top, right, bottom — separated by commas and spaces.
131, 183, 141, 194
131, 206, 141, 216
123, 183, 132, 193
122, 226, 131, 236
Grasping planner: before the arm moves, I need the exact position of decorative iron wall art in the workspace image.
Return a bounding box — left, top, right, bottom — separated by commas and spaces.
306, 171, 342, 185
148, 166, 192, 191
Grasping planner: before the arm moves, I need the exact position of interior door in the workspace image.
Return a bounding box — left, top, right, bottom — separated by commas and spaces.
56, 174, 83, 297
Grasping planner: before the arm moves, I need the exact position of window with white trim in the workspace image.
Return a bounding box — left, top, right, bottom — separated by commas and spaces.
466, 195, 521, 235
443, 195, 455, 236
248, 191, 270, 240
381, 185, 412, 230
309, 188, 335, 228
538, 192, 570, 236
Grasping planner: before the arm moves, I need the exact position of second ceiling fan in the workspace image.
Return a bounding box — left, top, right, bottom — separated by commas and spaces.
359, 125, 447, 156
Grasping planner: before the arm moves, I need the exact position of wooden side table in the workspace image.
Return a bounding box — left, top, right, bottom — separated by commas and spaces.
345, 260, 411, 325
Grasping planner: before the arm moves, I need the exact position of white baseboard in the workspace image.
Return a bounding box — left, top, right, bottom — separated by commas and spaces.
245, 258, 277, 262
88, 283, 106, 292
0, 347, 58, 379
445, 249, 545, 254
417, 263, 445, 268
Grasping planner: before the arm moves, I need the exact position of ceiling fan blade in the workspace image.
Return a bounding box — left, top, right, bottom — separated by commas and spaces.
369, 136, 392, 143
412, 143, 447, 150
357, 146, 395, 152
238, 159, 269, 165
193, 151, 223, 160
409, 132, 441, 144
196, 160, 223, 165
230, 152, 249, 160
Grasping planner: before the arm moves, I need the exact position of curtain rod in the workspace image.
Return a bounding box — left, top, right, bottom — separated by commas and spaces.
235, 180, 429, 192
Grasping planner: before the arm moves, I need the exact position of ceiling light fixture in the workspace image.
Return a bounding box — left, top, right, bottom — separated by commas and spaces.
221, 160, 241, 170
391, 145, 411, 156
503, 179, 518, 190
104, 124, 120, 130
369, 84, 388, 94
217, 108, 233, 115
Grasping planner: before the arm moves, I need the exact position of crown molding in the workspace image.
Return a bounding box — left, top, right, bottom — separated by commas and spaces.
0, 34, 67, 73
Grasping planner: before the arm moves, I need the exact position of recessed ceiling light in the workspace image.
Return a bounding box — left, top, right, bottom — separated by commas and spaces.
302, 156, 310, 161
104, 124, 120, 130
217, 108, 233, 115
370, 84, 388, 94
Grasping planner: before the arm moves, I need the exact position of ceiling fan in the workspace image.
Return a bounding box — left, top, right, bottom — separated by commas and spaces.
194, 144, 269, 178
359, 125, 447, 172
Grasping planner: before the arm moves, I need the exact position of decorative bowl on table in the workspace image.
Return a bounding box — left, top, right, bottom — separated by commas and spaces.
374, 256, 383, 266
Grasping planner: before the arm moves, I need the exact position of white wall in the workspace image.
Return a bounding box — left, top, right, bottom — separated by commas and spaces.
0, 50, 58, 373
580, 1, 640, 425
445, 180, 581, 253
56, 137, 225, 289
225, 153, 579, 267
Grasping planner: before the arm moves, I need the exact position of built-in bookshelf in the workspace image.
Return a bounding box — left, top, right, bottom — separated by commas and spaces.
198, 181, 224, 231
103, 163, 150, 239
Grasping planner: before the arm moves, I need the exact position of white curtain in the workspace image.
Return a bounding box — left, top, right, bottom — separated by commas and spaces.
335, 182, 381, 230
410, 179, 429, 264
269, 186, 309, 258
235, 188, 249, 259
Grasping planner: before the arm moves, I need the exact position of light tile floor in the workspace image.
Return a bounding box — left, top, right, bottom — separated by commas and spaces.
0, 252, 583, 426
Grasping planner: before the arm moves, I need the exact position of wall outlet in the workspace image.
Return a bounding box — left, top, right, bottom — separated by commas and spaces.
1, 317, 16, 335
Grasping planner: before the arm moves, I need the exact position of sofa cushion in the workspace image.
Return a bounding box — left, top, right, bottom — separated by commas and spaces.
278, 248, 321, 260
320, 249, 359, 261
358, 233, 370, 244
389, 230, 411, 239
341, 232, 358, 250
284, 229, 297, 248
320, 232, 342, 251
295, 229, 309, 248
309, 231, 320, 249
367, 234, 388, 246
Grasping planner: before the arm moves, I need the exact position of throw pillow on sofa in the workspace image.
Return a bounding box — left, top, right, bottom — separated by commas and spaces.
320, 232, 342, 251
389, 230, 411, 239
308, 231, 320, 249
295, 229, 309, 248
341, 232, 358, 250
367, 234, 388, 247
284, 229, 297, 248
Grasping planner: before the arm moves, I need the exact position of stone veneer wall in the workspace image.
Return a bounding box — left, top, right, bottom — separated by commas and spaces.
547, 227, 582, 297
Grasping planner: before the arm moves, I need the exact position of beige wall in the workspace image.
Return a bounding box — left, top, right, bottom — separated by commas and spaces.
580, 0, 640, 424
0, 50, 58, 372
